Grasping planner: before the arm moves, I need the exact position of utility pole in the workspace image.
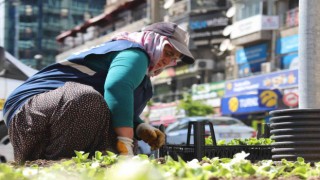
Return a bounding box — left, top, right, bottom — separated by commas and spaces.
298, 0, 320, 108
269, 0, 320, 163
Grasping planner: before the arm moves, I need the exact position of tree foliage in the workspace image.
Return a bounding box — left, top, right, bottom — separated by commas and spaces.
178, 93, 214, 116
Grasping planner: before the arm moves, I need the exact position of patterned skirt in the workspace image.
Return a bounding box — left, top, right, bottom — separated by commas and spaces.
8, 82, 118, 164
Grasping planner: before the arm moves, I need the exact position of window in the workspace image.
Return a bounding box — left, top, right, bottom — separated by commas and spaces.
289, 0, 299, 9
235, 0, 264, 21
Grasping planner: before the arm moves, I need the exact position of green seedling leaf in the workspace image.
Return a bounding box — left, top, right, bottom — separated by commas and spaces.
94, 151, 103, 161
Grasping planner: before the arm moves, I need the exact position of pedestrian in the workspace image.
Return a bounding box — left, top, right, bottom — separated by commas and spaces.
3, 22, 195, 164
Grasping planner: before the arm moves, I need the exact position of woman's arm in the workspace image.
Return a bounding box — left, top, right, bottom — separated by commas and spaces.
104, 49, 149, 139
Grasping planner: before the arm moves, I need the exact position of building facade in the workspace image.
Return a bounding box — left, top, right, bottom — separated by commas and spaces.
55, 0, 300, 126
220, 0, 299, 126
4, 0, 106, 69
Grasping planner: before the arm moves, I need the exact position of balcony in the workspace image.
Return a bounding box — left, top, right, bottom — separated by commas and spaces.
56, 18, 148, 62
230, 15, 279, 46
231, 15, 279, 39
18, 40, 35, 49
279, 7, 299, 29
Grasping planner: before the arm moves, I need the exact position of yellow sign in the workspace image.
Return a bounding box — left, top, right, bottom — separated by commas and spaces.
228, 97, 239, 112
259, 90, 277, 107
0, 99, 5, 110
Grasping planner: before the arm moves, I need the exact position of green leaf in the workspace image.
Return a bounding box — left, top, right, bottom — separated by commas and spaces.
94, 151, 103, 160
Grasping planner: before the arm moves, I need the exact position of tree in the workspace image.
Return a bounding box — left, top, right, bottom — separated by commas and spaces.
178, 93, 214, 116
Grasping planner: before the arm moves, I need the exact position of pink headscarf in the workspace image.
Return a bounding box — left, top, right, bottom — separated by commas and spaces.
112, 31, 174, 76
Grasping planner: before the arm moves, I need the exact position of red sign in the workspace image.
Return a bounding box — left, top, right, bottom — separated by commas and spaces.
283, 92, 299, 107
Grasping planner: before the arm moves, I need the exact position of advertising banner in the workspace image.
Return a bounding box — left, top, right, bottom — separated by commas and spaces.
192, 81, 225, 100
236, 43, 267, 77
231, 15, 279, 39
236, 43, 268, 64
148, 102, 185, 122
281, 53, 298, 70
221, 89, 280, 115
225, 69, 298, 97
189, 12, 228, 31
276, 34, 299, 54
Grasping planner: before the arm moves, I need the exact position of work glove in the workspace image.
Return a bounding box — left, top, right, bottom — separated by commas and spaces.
136, 123, 165, 150
116, 136, 134, 156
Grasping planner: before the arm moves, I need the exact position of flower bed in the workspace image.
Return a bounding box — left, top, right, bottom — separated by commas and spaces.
1, 151, 320, 180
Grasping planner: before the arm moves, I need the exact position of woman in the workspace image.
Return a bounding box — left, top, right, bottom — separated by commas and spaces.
3, 22, 195, 163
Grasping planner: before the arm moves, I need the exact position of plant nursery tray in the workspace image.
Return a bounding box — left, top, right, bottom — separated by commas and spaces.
160, 144, 272, 162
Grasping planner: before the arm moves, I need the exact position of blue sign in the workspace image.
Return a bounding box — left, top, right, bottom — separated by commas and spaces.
281, 53, 298, 69
238, 61, 262, 77
276, 34, 299, 54
236, 44, 268, 64
221, 89, 279, 115
225, 69, 298, 97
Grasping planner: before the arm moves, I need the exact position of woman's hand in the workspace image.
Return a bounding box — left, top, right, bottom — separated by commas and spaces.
136, 123, 165, 150
116, 136, 134, 155
115, 127, 134, 155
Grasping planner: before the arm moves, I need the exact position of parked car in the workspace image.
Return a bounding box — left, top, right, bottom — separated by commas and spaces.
137, 140, 157, 156
165, 116, 257, 145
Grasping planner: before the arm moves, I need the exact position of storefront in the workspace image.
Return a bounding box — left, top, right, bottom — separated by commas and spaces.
191, 81, 225, 114
221, 69, 299, 126
276, 34, 299, 70
148, 102, 186, 127
235, 43, 268, 77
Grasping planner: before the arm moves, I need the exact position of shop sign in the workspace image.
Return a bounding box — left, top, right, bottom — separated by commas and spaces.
153, 68, 175, 79
225, 69, 298, 97
175, 65, 194, 76
276, 34, 299, 54
189, 12, 228, 31
190, 30, 223, 39
238, 61, 263, 77
281, 53, 298, 70
235, 43, 268, 77
148, 102, 185, 122
192, 81, 225, 100
283, 92, 299, 107
221, 89, 279, 115
236, 44, 267, 64
231, 15, 279, 39
190, 17, 228, 30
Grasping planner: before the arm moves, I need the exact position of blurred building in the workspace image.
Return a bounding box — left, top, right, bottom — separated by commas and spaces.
152, 0, 231, 103
220, 0, 299, 126
3, 0, 106, 69
55, 0, 300, 126
56, 0, 151, 61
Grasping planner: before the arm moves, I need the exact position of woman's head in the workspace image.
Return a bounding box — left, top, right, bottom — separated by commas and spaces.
142, 22, 195, 65
152, 44, 181, 73
112, 22, 194, 76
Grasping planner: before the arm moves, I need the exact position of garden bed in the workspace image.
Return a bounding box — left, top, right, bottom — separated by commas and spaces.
2, 151, 320, 180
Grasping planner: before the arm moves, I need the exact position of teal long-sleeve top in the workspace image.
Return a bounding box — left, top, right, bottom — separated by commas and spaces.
84, 48, 149, 128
